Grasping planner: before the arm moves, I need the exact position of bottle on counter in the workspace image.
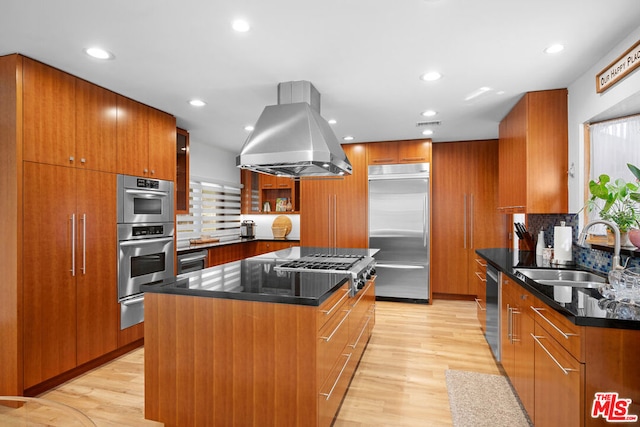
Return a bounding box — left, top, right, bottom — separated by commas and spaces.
536, 230, 545, 256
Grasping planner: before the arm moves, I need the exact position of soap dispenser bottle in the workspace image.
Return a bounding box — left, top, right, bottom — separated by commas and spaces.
536, 230, 545, 256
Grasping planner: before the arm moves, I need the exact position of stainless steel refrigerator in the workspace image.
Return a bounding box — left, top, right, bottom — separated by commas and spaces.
368, 163, 429, 302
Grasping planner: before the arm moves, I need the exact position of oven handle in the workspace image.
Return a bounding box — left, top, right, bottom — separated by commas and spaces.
179, 253, 208, 263
124, 188, 168, 197
121, 295, 145, 306
119, 236, 174, 247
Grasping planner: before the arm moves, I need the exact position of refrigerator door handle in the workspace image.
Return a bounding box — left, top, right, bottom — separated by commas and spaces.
423, 195, 428, 247
376, 263, 425, 269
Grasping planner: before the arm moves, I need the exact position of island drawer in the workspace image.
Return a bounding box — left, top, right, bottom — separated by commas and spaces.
317, 306, 351, 386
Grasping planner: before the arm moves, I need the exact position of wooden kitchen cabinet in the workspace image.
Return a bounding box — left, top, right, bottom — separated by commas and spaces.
366, 139, 431, 164
23, 57, 119, 172
22, 57, 76, 167
145, 281, 374, 427
474, 259, 487, 333
301, 144, 368, 248
117, 94, 176, 181
498, 89, 568, 213
176, 128, 190, 214
431, 140, 506, 296
533, 321, 584, 427
500, 276, 535, 419
22, 162, 118, 388
0, 54, 173, 396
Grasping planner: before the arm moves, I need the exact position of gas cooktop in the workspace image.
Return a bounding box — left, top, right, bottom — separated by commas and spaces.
276, 253, 365, 272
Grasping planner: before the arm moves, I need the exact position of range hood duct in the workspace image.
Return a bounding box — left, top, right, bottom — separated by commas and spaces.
236, 81, 352, 177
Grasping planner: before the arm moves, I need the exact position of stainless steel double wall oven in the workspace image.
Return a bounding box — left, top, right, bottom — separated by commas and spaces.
117, 175, 175, 329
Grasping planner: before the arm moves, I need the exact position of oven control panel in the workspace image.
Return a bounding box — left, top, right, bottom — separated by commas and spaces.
136, 178, 160, 189
132, 225, 165, 237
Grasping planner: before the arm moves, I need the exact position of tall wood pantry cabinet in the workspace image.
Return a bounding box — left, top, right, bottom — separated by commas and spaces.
431, 140, 506, 297
0, 53, 176, 396
300, 144, 368, 248
498, 89, 568, 213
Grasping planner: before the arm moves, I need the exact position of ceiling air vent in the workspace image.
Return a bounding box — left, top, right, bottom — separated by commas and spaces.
416, 120, 441, 127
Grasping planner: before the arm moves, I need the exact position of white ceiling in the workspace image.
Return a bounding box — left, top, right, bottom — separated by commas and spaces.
2, 0, 640, 153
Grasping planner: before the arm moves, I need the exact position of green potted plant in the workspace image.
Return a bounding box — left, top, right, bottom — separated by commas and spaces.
586, 172, 639, 246
626, 163, 640, 248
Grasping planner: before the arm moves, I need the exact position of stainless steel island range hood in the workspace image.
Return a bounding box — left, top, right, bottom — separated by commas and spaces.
236, 81, 352, 177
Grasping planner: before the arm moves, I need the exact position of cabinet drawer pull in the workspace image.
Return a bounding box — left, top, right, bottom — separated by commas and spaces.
531, 334, 577, 375
475, 258, 487, 267
319, 353, 352, 400
474, 298, 486, 311
373, 158, 394, 163
321, 289, 349, 316
400, 157, 425, 161
320, 310, 350, 342
350, 316, 371, 349
474, 271, 487, 282
530, 306, 577, 340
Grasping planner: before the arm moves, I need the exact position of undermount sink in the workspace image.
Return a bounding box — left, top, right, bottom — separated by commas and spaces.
514, 268, 606, 288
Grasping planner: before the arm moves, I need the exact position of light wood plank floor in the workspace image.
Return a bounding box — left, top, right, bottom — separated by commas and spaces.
39, 299, 501, 426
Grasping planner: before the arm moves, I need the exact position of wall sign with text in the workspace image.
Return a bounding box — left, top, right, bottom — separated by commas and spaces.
596, 40, 640, 93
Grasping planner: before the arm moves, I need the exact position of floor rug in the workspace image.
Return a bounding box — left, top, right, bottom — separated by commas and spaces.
445, 370, 532, 427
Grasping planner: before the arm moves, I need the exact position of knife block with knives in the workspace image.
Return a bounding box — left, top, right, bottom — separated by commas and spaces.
514, 222, 535, 251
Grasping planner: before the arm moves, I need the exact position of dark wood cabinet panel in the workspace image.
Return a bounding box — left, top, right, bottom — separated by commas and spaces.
498, 89, 568, 213
176, 128, 190, 214
75, 79, 117, 172
301, 144, 368, 248
367, 139, 431, 165
432, 140, 505, 296
116, 94, 149, 177
75, 170, 118, 365
148, 107, 177, 181
23, 162, 78, 388
22, 57, 76, 167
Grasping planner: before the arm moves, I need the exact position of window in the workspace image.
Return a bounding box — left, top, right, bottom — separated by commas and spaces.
176, 178, 241, 243
590, 115, 640, 182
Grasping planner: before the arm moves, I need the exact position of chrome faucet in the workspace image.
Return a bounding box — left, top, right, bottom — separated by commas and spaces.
577, 220, 623, 270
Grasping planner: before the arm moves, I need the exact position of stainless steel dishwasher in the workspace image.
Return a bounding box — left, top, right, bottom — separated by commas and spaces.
485, 264, 501, 361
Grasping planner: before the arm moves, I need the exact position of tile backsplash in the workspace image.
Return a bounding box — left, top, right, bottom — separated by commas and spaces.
527, 214, 640, 274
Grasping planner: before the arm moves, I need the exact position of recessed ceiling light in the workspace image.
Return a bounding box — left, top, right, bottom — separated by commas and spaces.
343, 136, 354, 141
544, 44, 564, 54
422, 129, 434, 136
328, 119, 337, 125
232, 19, 251, 32
84, 47, 114, 60
244, 125, 254, 131
420, 71, 442, 81
422, 110, 437, 117
188, 99, 207, 107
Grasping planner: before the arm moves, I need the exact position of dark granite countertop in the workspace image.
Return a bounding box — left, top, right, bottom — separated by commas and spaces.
144, 247, 373, 306
476, 248, 640, 330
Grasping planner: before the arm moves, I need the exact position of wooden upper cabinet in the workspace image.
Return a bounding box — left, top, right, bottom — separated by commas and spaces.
367, 141, 398, 164
498, 89, 568, 213
116, 96, 176, 180
398, 140, 431, 163
117, 95, 149, 177
22, 57, 76, 166
75, 79, 117, 172
176, 128, 190, 214
148, 107, 177, 181
367, 139, 431, 165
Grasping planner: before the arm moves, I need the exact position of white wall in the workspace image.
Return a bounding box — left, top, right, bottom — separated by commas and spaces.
568, 25, 640, 213
189, 138, 240, 184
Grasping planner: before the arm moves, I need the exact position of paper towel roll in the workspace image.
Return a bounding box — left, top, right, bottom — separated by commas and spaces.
554, 226, 572, 262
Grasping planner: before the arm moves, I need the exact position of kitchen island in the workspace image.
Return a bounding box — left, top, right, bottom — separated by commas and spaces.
142, 247, 376, 427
